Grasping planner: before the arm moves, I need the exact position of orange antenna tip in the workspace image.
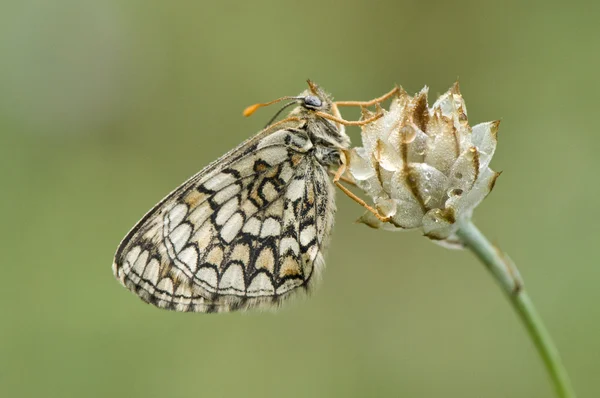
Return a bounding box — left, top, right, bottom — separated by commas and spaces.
243, 96, 298, 117
243, 103, 262, 117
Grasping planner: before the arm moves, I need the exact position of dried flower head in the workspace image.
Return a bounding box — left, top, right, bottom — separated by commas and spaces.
348, 83, 500, 247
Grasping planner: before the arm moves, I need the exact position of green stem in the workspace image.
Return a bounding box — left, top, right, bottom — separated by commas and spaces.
455, 220, 576, 398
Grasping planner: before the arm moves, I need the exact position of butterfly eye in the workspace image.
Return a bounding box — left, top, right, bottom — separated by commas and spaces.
303, 95, 322, 108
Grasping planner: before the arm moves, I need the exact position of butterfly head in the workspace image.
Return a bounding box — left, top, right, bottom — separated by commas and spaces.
299, 79, 333, 112
299, 80, 350, 149
243, 80, 333, 117
243, 80, 350, 148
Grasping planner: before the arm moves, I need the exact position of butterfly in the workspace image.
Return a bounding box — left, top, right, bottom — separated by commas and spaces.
112, 80, 398, 312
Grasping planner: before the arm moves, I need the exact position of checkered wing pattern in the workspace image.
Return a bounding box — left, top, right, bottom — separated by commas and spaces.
113, 125, 336, 312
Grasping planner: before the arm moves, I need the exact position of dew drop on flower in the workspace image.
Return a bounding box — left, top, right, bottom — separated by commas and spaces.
381, 179, 391, 193
349, 149, 375, 180
375, 197, 397, 217
399, 125, 417, 143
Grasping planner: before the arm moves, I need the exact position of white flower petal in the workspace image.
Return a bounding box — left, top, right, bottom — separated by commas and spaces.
422, 208, 456, 240
390, 199, 426, 228
447, 147, 479, 193
356, 176, 384, 199
431, 93, 453, 118
424, 126, 461, 175
388, 91, 410, 116
380, 101, 404, 137
391, 164, 448, 211
357, 211, 384, 229
460, 167, 500, 212
360, 118, 383, 155
388, 124, 428, 163
471, 121, 499, 171
375, 140, 404, 172
378, 168, 395, 196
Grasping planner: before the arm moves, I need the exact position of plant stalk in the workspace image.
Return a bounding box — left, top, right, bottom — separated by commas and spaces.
455, 220, 576, 398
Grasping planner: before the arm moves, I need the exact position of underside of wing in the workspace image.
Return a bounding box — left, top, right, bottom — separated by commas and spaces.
113, 125, 336, 312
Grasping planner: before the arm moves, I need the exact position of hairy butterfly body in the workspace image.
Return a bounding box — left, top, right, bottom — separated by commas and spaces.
112, 81, 352, 312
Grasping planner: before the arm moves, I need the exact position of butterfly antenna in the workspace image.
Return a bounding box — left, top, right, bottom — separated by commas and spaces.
264, 101, 298, 127
243, 96, 300, 117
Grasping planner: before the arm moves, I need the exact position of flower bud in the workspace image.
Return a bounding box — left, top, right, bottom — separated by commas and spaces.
348, 83, 500, 247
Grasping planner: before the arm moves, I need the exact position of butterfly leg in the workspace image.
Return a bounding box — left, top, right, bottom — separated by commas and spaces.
334, 86, 401, 108
329, 169, 357, 187
332, 153, 391, 223
328, 102, 347, 139
316, 110, 383, 126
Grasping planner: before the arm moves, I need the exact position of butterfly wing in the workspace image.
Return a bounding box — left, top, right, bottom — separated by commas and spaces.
113, 122, 336, 312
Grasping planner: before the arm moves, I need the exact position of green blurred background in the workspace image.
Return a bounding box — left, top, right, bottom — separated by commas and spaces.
2, 1, 599, 397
